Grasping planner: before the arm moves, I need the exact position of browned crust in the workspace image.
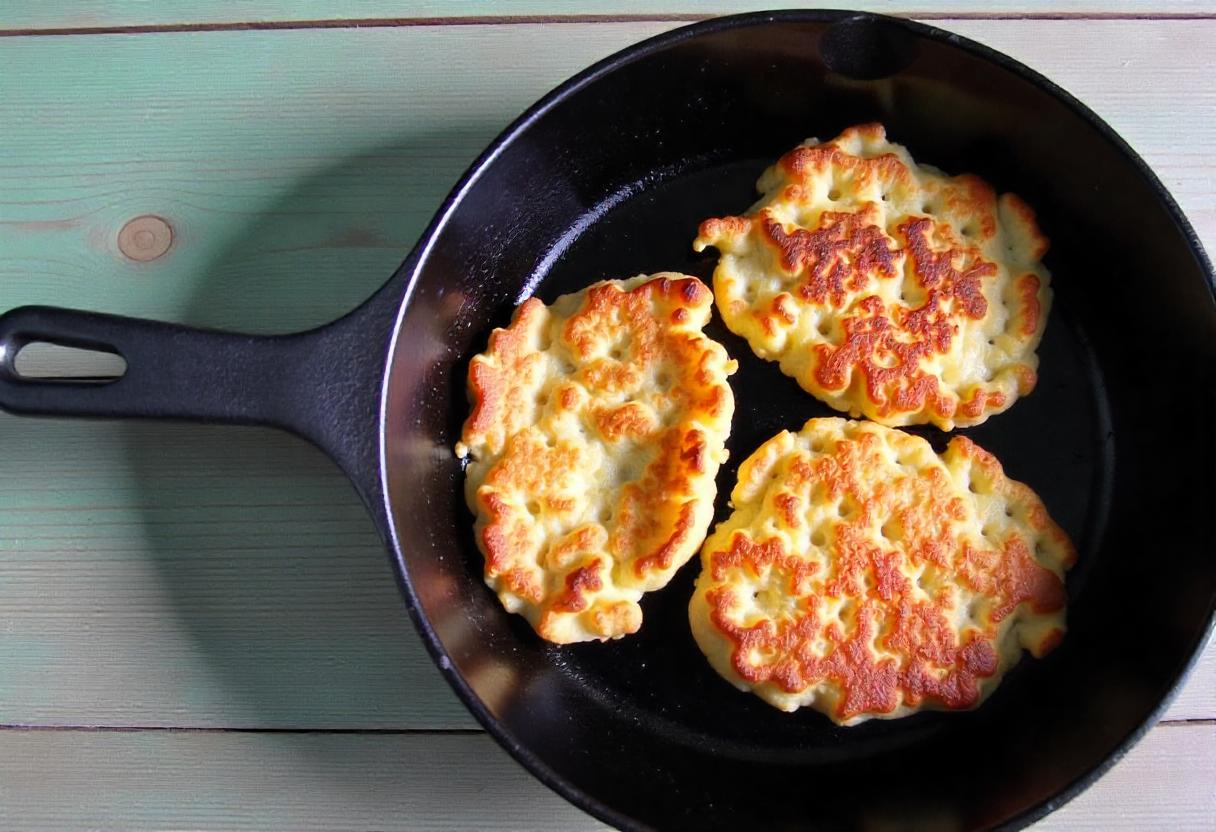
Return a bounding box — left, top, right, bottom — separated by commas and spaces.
695, 123, 1052, 429
695, 420, 1075, 721
460, 274, 735, 643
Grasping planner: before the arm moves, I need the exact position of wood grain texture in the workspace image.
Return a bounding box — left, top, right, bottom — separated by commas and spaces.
2, 18, 1214, 730
1, 11, 1214, 832
3, 0, 1215, 32
0, 420, 1205, 730
0, 725, 1210, 831
0, 420, 474, 728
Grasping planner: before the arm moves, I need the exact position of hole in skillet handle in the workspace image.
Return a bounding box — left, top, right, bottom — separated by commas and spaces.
12, 341, 127, 383
819, 15, 919, 81
0, 313, 129, 388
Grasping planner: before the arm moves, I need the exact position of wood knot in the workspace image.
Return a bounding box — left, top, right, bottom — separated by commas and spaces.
118, 215, 173, 262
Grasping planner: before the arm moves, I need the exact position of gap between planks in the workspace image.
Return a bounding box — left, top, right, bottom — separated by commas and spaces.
3, 11, 1216, 37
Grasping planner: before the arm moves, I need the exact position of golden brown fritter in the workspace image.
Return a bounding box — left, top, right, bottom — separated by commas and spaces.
689, 418, 1075, 723
458, 274, 737, 643
695, 123, 1050, 430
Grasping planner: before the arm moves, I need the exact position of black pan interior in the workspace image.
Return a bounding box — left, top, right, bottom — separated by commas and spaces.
382, 13, 1216, 831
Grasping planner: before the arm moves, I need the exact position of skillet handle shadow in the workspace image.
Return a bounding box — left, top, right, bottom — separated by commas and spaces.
0, 282, 403, 524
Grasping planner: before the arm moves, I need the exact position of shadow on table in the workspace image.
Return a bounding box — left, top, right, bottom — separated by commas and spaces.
121, 128, 492, 738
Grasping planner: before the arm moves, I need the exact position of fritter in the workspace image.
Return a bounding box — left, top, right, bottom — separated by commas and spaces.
689, 418, 1075, 723
458, 274, 736, 643
695, 123, 1050, 429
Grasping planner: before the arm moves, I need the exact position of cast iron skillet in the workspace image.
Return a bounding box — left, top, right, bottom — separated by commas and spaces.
1, 11, 1213, 831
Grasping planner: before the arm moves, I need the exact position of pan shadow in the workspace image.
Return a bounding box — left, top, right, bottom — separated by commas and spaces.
120, 128, 498, 735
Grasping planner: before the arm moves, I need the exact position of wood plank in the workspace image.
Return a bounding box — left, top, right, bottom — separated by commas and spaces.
1170, 634, 1216, 720
0, 420, 475, 729
0, 724, 1209, 830
0, 419, 1209, 730
943, 20, 1216, 259
0, 19, 1214, 730
0, 22, 679, 328
0, 730, 608, 831
3, 1, 1215, 33
3, 21, 1211, 320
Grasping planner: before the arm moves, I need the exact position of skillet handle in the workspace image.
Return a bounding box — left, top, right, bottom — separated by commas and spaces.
0, 292, 400, 516
0, 305, 311, 424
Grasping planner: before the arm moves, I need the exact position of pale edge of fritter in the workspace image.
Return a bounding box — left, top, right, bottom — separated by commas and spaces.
694, 123, 1052, 430
457, 273, 737, 644
689, 417, 1076, 724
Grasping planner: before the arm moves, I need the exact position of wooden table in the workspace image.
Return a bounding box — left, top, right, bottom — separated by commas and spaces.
1, 3, 1213, 829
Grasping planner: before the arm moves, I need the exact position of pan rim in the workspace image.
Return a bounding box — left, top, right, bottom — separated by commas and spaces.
376, 9, 1216, 832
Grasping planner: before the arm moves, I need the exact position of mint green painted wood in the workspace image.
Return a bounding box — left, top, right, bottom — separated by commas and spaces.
0, 419, 476, 728
0, 19, 674, 729
0, 23, 676, 330
3, 1, 1214, 31
0, 21, 664, 728
0, 17, 1213, 736
0, 732, 613, 831
2, 20, 1211, 332
0, 725, 1210, 830
1, 10, 1214, 832
10, 342, 128, 378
